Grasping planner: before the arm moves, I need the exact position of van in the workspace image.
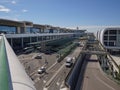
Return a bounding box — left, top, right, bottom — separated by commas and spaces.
65, 57, 73, 67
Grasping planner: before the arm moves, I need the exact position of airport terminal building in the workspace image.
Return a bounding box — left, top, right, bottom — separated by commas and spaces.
96, 27, 120, 53
0, 19, 85, 50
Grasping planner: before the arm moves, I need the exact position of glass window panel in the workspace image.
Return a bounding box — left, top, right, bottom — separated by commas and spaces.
104, 36, 108, 40
109, 36, 116, 40
109, 30, 117, 34
104, 30, 108, 34
104, 42, 108, 46
109, 42, 115, 46
0, 25, 16, 34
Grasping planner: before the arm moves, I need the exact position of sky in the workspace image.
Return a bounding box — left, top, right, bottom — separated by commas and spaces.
0, 0, 120, 32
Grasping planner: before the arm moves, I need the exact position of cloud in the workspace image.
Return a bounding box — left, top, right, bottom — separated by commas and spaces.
0, 0, 17, 5
11, 1, 16, 4
0, 16, 19, 21
22, 9, 28, 13
0, 5, 10, 13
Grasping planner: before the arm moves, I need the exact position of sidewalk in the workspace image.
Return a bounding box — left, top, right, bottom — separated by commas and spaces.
111, 55, 120, 66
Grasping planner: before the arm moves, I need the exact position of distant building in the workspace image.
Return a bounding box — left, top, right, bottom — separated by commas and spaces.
95, 27, 120, 53
0, 19, 86, 50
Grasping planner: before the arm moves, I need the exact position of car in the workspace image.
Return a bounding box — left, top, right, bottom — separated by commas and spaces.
35, 54, 42, 59
38, 66, 46, 74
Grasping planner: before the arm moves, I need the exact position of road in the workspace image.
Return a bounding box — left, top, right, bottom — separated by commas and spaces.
47, 46, 83, 90
34, 46, 83, 90
80, 55, 120, 90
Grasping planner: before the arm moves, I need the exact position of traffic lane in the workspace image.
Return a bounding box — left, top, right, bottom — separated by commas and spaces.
35, 46, 83, 90
82, 56, 120, 90
68, 46, 83, 57
48, 65, 71, 90
44, 61, 64, 82
48, 46, 83, 90
34, 56, 66, 90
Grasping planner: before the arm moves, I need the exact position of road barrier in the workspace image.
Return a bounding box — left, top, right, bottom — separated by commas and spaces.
64, 40, 87, 90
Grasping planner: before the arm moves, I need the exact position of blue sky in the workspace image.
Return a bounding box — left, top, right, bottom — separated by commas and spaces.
0, 0, 120, 32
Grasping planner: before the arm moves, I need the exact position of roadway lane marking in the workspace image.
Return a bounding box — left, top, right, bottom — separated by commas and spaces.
45, 63, 65, 87
46, 61, 57, 71
83, 76, 89, 90
56, 78, 61, 86
43, 80, 46, 83
43, 87, 48, 90
56, 82, 60, 86
93, 70, 115, 90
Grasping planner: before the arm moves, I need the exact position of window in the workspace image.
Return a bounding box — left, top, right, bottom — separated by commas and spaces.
118, 30, 120, 34
0, 25, 16, 34
26, 27, 32, 33
32, 28, 40, 33
109, 30, 117, 34
109, 42, 115, 46
104, 30, 108, 35
104, 42, 108, 46
109, 36, 116, 40
104, 36, 108, 40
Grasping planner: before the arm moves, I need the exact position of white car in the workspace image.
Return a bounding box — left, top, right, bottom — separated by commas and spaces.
38, 66, 46, 74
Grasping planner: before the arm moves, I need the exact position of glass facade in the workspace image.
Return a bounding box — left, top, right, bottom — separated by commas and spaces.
109, 30, 117, 34
0, 25, 16, 34
26, 27, 40, 34
109, 36, 116, 40
31, 28, 40, 33
104, 30, 108, 34
104, 36, 108, 40
109, 42, 115, 46
26, 27, 32, 33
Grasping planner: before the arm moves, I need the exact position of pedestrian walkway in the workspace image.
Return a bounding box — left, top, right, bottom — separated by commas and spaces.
111, 55, 120, 66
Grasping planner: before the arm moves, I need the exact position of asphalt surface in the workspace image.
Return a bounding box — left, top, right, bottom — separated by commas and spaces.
47, 46, 83, 90
81, 55, 120, 90
34, 46, 83, 90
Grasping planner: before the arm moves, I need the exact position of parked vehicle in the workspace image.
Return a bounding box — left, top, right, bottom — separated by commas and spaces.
34, 54, 42, 59
38, 66, 46, 74
23, 47, 34, 54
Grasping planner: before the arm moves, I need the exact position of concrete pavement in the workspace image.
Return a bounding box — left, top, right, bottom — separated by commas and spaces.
81, 55, 120, 90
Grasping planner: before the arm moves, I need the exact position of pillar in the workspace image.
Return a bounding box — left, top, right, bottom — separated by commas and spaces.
21, 37, 24, 48
11, 38, 13, 47
16, 27, 20, 34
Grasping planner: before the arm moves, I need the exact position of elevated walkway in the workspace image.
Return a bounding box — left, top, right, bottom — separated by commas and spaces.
0, 35, 13, 90
0, 34, 36, 90
81, 50, 107, 55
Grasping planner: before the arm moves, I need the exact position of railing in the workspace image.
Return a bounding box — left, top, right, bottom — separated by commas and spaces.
0, 35, 13, 90
97, 35, 119, 73
64, 40, 87, 90
5, 33, 75, 38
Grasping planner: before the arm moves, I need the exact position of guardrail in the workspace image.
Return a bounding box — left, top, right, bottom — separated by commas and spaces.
0, 35, 13, 90
64, 40, 87, 90
98, 38, 119, 73
5, 33, 75, 38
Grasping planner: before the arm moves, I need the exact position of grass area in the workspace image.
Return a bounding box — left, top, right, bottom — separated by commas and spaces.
57, 42, 77, 62
58, 43, 76, 55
